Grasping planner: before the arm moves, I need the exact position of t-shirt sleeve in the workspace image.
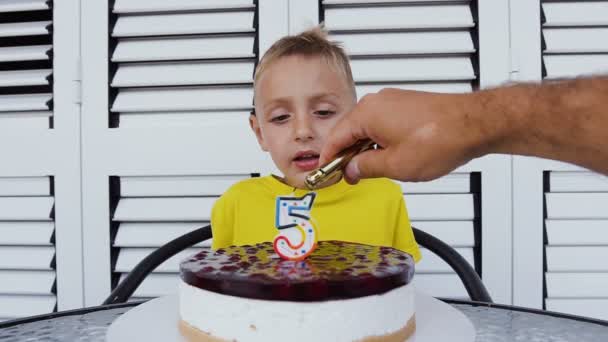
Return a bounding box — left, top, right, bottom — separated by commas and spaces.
392, 195, 422, 263
210, 191, 236, 250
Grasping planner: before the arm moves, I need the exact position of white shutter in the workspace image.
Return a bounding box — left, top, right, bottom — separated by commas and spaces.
544, 171, 608, 320
0, 0, 83, 314
111, 175, 250, 299
512, 0, 608, 312
324, 0, 476, 95
0, 177, 56, 321
534, 0, 608, 320
81, 0, 270, 305
0, 0, 84, 320
542, 1, 608, 79
401, 173, 479, 299
0, 0, 53, 130
110, 0, 256, 128
322, 0, 481, 299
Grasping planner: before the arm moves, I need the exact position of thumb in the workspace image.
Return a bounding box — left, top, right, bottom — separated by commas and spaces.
343, 149, 389, 184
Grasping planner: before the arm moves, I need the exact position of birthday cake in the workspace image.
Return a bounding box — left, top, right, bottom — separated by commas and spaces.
178, 240, 416, 341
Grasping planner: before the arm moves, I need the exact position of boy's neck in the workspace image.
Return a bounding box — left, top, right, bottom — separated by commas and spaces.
271, 174, 342, 191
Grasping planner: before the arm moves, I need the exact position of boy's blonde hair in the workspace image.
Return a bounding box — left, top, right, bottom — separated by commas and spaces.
254, 26, 356, 100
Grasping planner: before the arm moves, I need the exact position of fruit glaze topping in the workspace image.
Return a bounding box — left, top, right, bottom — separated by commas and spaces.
180, 240, 414, 301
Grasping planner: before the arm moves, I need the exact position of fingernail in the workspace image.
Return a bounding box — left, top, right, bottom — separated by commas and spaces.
345, 160, 360, 184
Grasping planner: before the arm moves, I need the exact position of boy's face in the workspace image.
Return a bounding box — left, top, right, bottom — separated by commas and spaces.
251, 55, 356, 189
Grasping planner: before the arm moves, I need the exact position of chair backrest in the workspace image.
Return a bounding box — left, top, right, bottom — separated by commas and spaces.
411, 226, 492, 302
103, 225, 492, 305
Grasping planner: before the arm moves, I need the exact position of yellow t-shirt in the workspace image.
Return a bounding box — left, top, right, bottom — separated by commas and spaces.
211, 175, 421, 262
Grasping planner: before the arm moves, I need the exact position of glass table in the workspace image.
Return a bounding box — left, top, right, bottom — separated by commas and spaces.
0, 299, 607, 341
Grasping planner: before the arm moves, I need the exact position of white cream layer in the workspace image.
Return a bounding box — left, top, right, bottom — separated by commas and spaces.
179, 280, 414, 342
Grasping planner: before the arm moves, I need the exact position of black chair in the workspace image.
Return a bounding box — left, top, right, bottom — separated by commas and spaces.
103, 225, 492, 305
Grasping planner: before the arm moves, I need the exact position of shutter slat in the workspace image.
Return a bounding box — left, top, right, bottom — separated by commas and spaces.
412, 221, 474, 247
546, 273, 608, 298
544, 28, 608, 54
356, 82, 472, 96
351, 57, 475, 82
549, 171, 608, 192
546, 246, 608, 272
0, 0, 50, 12
112, 12, 254, 37
0, 21, 51, 37
0, 69, 51, 87
121, 273, 180, 298
414, 273, 467, 299
544, 55, 608, 79
0, 197, 53, 220
111, 86, 253, 112
118, 110, 250, 128
417, 247, 474, 273
114, 222, 211, 248
406, 194, 474, 220
543, 2, 608, 27
121, 175, 247, 197
112, 61, 254, 87
0, 246, 54, 270
544, 169, 608, 314
115, 248, 202, 272
0, 295, 56, 318
325, 4, 474, 31
113, 0, 254, 13
546, 193, 608, 219
0, 270, 55, 295
112, 35, 255, 62
545, 299, 608, 321
546, 220, 608, 246
0, 112, 51, 130
0, 176, 50, 196
0, 94, 52, 112
0, 45, 51, 62
0, 222, 54, 245
334, 31, 474, 56
400, 173, 470, 194
113, 197, 216, 222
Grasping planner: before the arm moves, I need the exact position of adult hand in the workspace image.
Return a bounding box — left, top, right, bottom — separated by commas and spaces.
320, 88, 499, 183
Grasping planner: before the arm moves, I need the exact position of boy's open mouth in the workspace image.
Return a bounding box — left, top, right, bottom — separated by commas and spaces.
293, 151, 320, 171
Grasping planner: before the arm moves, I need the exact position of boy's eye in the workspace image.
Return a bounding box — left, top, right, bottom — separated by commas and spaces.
315, 110, 335, 116
271, 114, 290, 123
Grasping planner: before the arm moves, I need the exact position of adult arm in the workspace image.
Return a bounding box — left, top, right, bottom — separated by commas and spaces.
320, 76, 608, 183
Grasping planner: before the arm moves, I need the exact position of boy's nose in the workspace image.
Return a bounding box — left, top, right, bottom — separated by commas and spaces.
294, 116, 314, 142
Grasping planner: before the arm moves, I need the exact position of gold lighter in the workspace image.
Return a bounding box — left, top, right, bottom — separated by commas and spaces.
304, 140, 375, 190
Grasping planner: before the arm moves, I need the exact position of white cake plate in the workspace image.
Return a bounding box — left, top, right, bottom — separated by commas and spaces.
106, 291, 475, 342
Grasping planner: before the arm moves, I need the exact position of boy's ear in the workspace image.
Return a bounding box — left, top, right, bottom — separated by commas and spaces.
249, 114, 269, 152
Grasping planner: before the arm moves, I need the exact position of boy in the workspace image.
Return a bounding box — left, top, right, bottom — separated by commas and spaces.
211, 27, 421, 262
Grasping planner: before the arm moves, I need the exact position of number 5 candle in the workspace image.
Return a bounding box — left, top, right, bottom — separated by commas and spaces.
273, 193, 317, 261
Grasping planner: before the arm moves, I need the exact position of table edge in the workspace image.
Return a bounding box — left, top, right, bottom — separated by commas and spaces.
0, 300, 146, 329
1, 297, 607, 330
440, 297, 608, 327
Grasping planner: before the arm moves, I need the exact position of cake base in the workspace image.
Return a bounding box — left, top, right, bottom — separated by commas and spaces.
179, 316, 416, 342
179, 281, 415, 341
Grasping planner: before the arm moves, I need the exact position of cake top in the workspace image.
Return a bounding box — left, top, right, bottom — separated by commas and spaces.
180, 240, 414, 301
